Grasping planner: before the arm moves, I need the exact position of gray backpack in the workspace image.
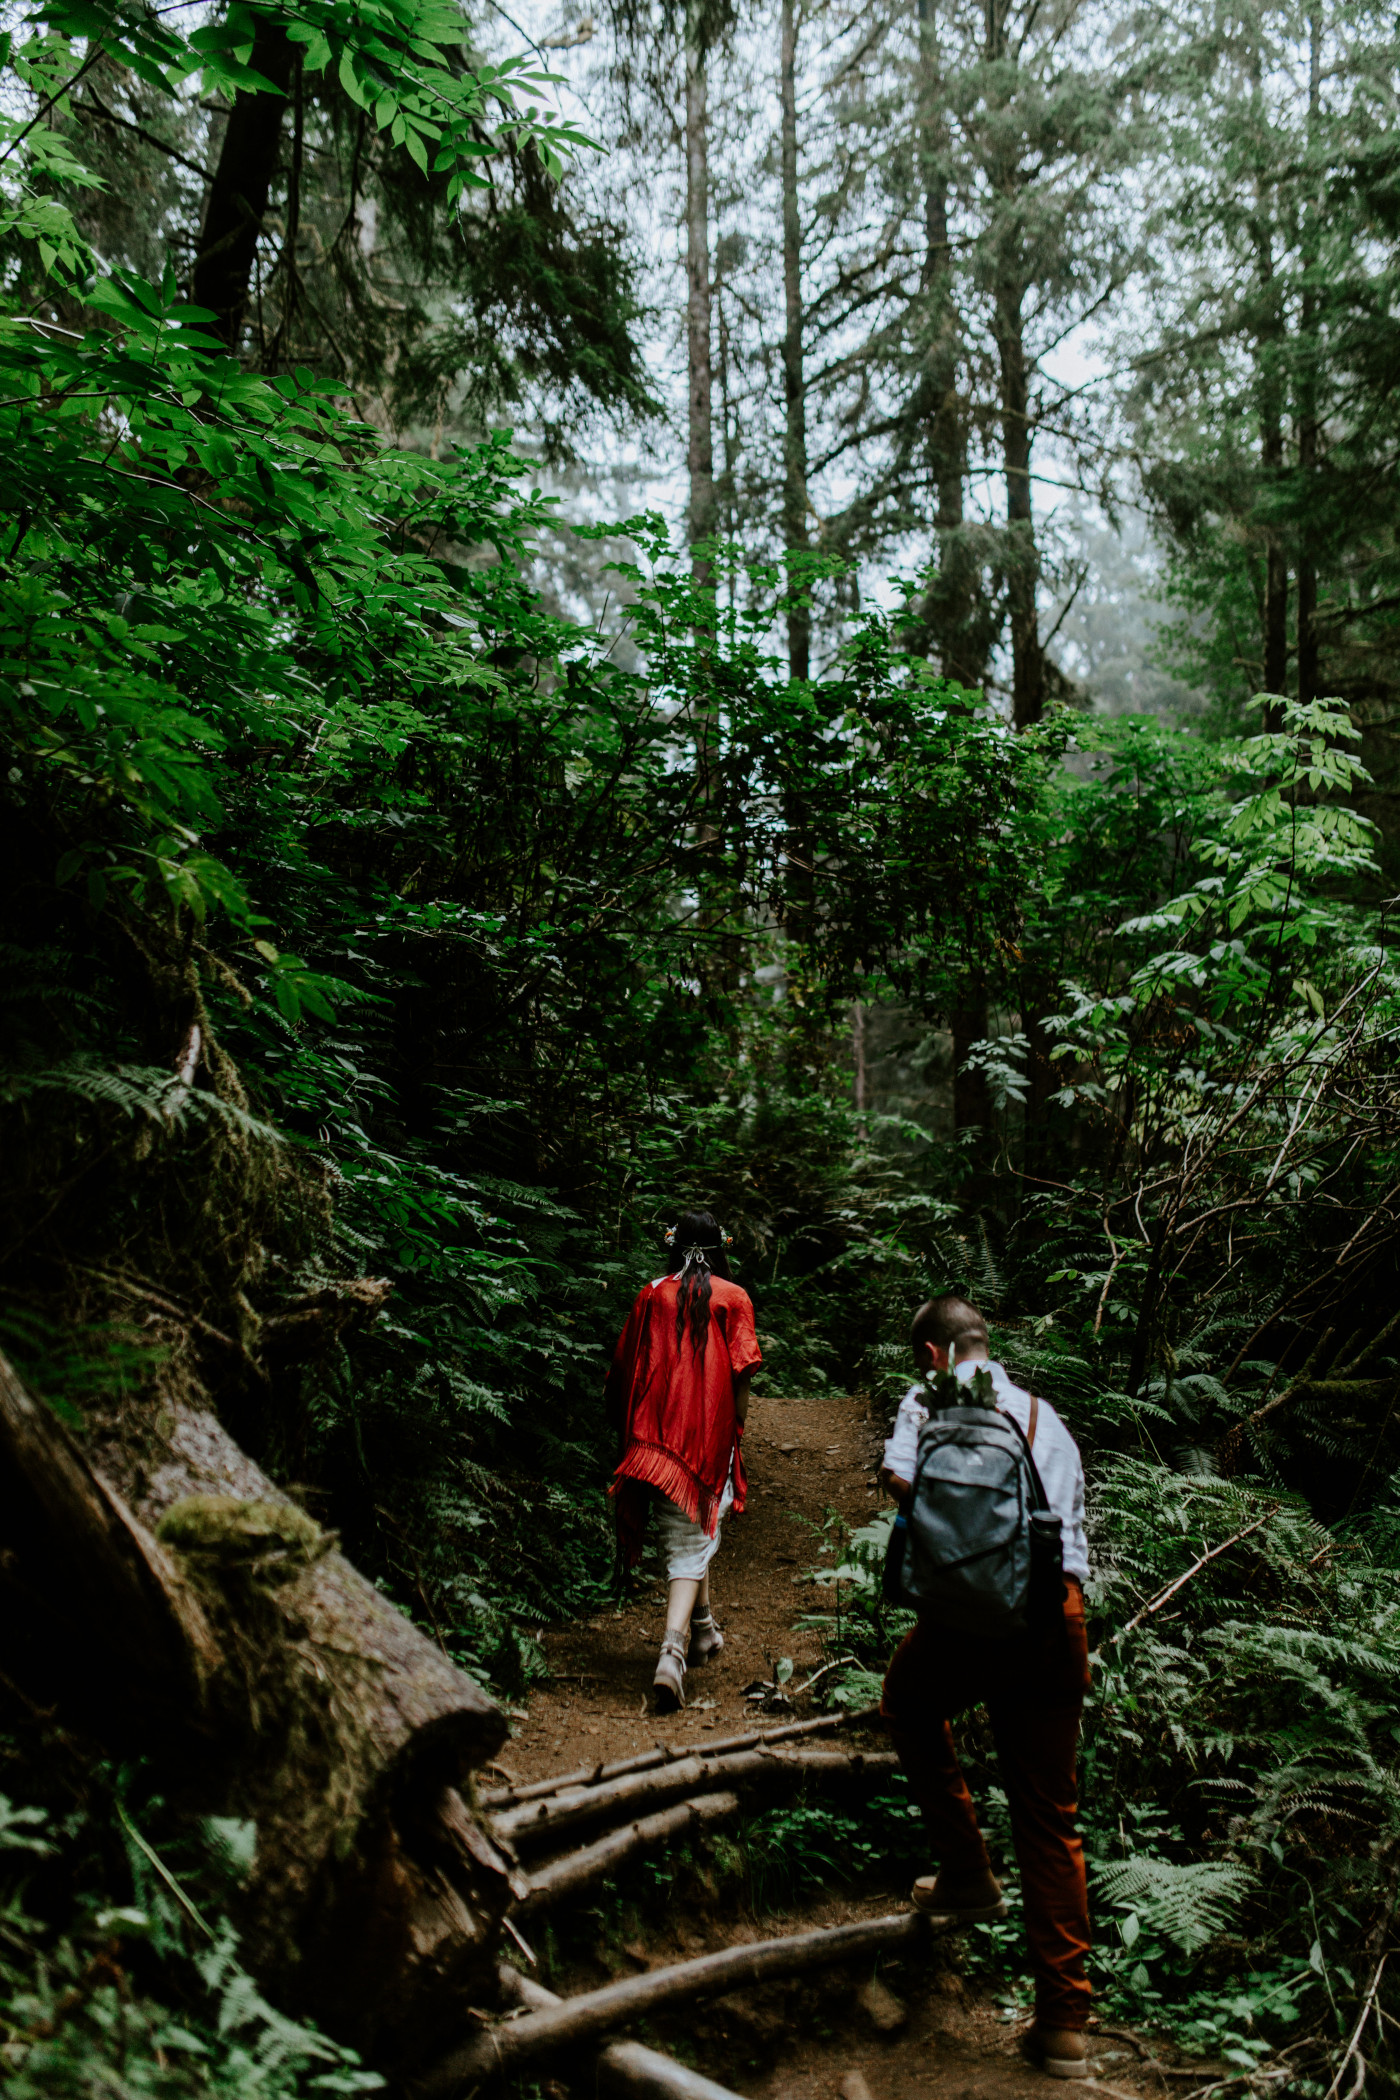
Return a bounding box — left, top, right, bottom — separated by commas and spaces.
898, 1369, 1064, 1637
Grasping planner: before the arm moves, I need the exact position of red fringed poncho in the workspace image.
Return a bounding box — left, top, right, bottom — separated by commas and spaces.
606, 1273, 763, 1567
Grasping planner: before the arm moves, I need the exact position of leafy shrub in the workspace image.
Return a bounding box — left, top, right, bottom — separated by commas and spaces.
0, 1789, 378, 2098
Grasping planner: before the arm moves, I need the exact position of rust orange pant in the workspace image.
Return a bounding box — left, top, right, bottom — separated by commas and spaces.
881, 1582, 1092, 2030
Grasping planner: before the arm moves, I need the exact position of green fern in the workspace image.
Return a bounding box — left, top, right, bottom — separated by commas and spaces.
0, 1055, 280, 1144
1094, 1855, 1255, 1953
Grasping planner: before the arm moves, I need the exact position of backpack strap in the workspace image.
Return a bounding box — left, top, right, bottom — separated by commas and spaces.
1027, 1392, 1039, 1450
1001, 1405, 1052, 1513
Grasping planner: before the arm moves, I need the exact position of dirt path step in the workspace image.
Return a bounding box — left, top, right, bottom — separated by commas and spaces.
499, 1392, 886, 1781
497, 1392, 1165, 2100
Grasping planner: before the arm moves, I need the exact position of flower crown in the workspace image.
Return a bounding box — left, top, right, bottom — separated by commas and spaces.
663, 1224, 734, 1249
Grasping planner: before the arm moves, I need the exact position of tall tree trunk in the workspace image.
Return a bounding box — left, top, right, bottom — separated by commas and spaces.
1251, 82, 1287, 727
952, 1002, 990, 1136
1296, 14, 1321, 707
685, 35, 717, 589
779, 0, 809, 686
996, 279, 1043, 729
1260, 390, 1289, 712
685, 25, 729, 988
982, 0, 1041, 725
717, 278, 736, 598
925, 0, 988, 1130
192, 17, 298, 349
779, 0, 815, 954
1295, 433, 1316, 707
916, 0, 982, 691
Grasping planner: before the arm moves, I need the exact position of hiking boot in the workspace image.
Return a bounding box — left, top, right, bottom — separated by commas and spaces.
1022, 2026, 1089, 2080
688, 1608, 724, 1664
909, 1865, 1008, 1922
653, 1633, 687, 1712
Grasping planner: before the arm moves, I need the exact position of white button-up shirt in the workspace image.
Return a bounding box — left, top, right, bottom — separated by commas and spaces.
882, 1357, 1090, 1584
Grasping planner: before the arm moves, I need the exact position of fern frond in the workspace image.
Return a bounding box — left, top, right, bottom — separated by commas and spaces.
1093, 1855, 1254, 1953
1, 1056, 281, 1145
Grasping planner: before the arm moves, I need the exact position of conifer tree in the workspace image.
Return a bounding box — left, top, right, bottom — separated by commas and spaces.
1127, 0, 1400, 804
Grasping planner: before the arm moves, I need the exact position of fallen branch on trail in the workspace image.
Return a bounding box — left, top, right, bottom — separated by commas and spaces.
491, 1746, 898, 1850
517, 1791, 741, 1915
479, 1704, 881, 1808
496, 1965, 745, 2100
422, 1912, 937, 2092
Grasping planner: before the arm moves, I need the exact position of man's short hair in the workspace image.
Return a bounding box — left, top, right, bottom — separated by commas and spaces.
912, 1294, 989, 1356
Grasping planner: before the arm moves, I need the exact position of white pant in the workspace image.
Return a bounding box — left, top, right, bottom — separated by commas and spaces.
653, 1475, 735, 1580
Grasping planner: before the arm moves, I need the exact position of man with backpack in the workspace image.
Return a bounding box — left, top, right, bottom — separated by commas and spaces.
879, 1294, 1092, 2080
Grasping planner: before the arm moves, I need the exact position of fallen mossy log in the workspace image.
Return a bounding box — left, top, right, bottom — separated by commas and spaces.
481, 1706, 881, 1809
0, 1349, 511, 2070
492, 1747, 898, 1850
497, 1965, 746, 2100
0, 1350, 222, 1722
517, 1791, 741, 1915
422, 1912, 937, 2092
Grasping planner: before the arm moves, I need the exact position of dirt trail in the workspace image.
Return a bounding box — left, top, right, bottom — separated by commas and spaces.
497, 1392, 1165, 2100
501, 1390, 885, 1774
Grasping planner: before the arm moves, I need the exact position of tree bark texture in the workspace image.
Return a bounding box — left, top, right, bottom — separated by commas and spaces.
517, 1791, 740, 1913
497, 1965, 747, 2100
916, 0, 985, 691
779, 0, 809, 685
684, 19, 728, 974
0, 1350, 220, 1719
491, 1746, 897, 1850
952, 1000, 991, 1135
425, 1912, 935, 2090
685, 33, 717, 582
192, 17, 298, 348
1296, 15, 1322, 708
0, 1350, 511, 2071
1254, 192, 1288, 723
995, 280, 1043, 729
479, 1705, 875, 1808
777, 0, 816, 952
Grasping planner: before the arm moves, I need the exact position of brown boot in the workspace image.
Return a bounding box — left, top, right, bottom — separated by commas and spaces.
1023, 2026, 1089, 2080
909, 1865, 1008, 1922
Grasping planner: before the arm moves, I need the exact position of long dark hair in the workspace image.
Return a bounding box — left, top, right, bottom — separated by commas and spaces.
667, 1209, 732, 1360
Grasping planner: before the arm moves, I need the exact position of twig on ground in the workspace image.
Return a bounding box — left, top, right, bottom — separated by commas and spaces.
796, 1655, 860, 1695
1322, 1870, 1397, 2100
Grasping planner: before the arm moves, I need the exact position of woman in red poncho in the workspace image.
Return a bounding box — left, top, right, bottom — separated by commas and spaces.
606, 1210, 762, 1711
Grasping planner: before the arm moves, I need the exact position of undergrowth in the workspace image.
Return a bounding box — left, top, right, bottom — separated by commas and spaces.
0, 1747, 378, 2099
796, 1429, 1400, 2091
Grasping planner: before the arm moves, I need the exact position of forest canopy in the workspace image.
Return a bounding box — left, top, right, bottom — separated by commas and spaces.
0, 0, 1399, 2087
